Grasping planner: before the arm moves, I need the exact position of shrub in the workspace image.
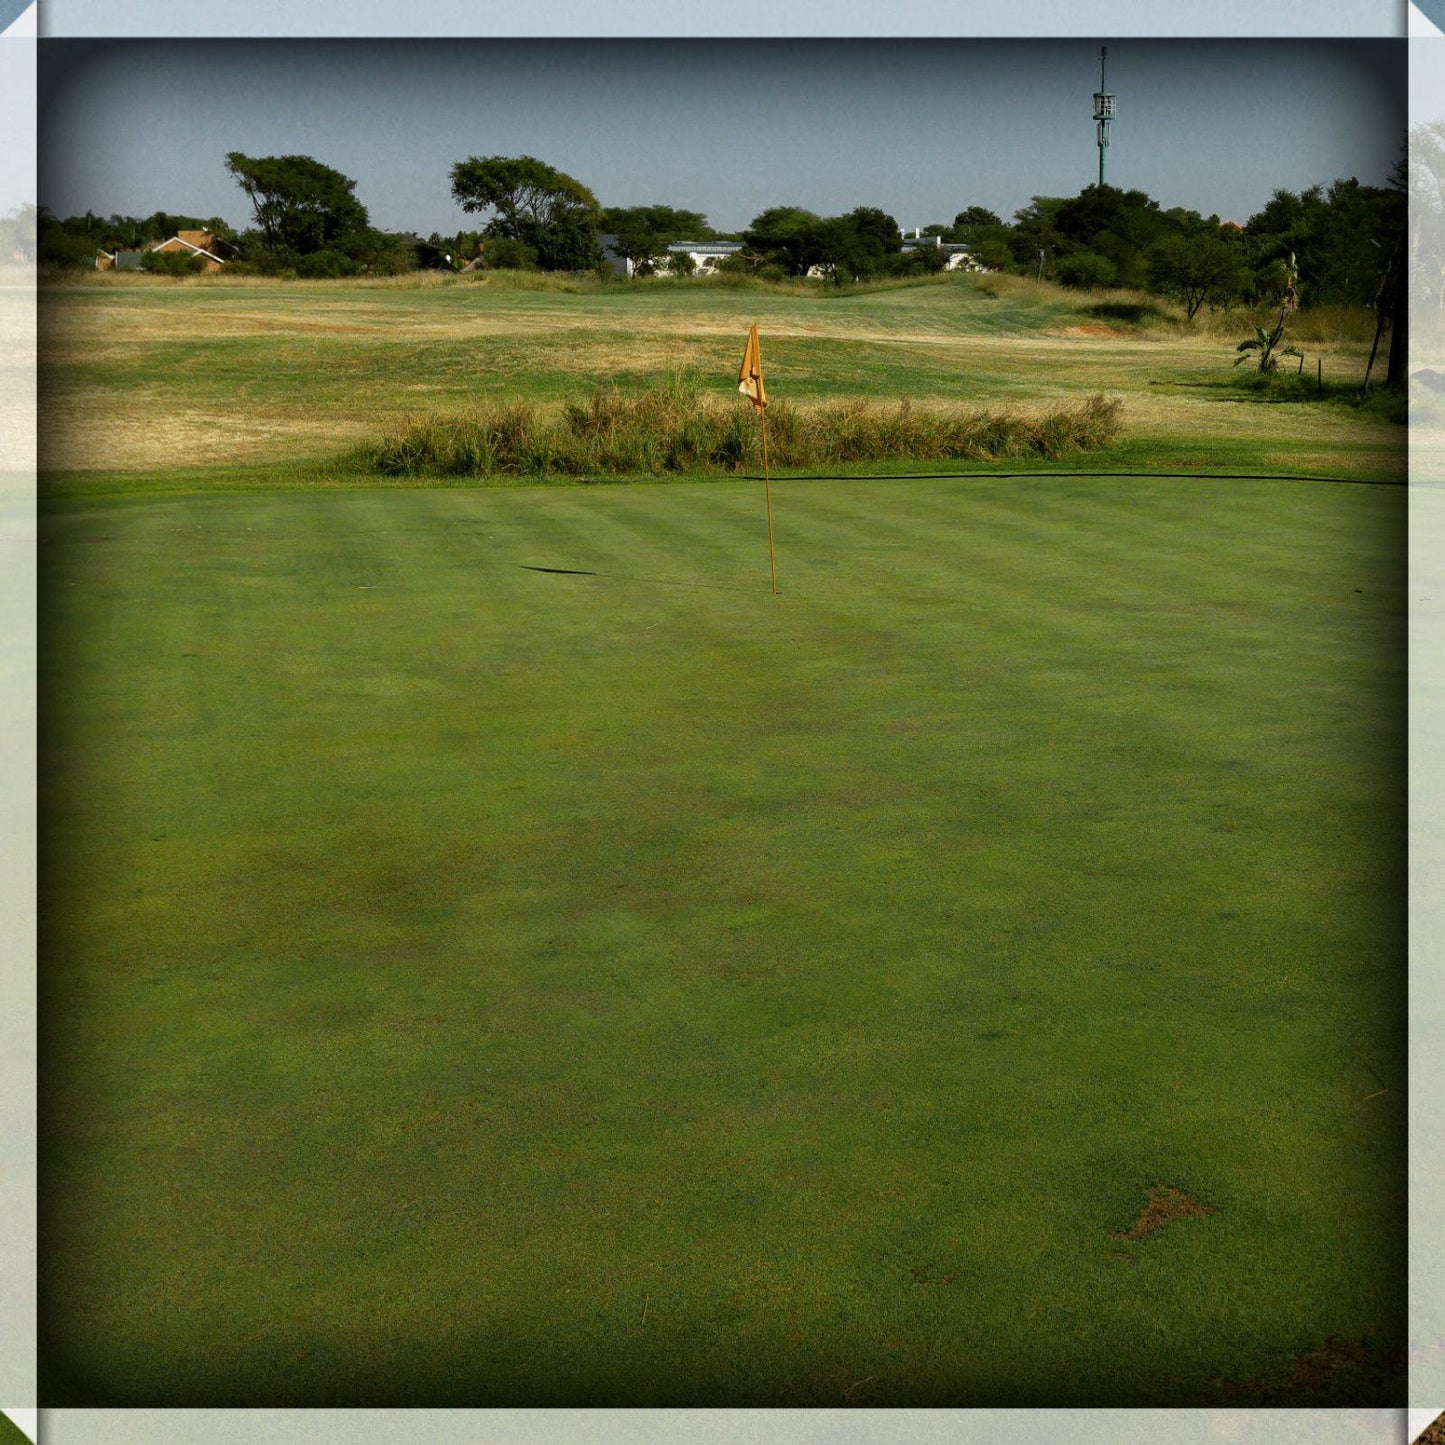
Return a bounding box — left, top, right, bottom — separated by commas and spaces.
361, 382, 1124, 478
478, 236, 538, 271
139, 249, 208, 276
1055, 251, 1117, 289
294, 248, 366, 279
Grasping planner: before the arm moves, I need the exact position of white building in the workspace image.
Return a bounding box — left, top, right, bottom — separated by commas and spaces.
663, 241, 743, 274
899, 228, 981, 271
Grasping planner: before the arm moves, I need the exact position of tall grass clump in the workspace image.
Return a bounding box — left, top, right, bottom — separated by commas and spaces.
363, 380, 1123, 479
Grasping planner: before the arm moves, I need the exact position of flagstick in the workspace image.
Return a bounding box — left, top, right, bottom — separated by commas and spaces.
761, 408, 777, 595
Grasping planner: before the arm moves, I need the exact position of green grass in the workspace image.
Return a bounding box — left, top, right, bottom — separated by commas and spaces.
39, 272, 1405, 484
0, 1415, 31, 1445
40, 475, 1404, 1406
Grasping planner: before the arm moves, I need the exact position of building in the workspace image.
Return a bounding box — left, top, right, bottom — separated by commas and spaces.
596, 238, 743, 278
899, 228, 980, 271
96, 229, 239, 272
664, 241, 743, 274
597, 234, 632, 277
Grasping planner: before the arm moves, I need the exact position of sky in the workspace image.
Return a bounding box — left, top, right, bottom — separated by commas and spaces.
35, 39, 1405, 238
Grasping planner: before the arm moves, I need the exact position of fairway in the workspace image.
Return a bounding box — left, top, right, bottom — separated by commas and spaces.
40, 473, 1404, 1405
38, 273, 1405, 484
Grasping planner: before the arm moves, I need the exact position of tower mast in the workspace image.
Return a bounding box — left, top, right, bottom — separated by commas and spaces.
1093, 47, 1116, 187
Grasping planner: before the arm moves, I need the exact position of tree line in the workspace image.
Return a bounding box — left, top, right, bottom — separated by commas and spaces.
35, 148, 1406, 318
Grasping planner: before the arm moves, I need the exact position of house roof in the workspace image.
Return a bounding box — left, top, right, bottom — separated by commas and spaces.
667, 241, 742, 255
901, 236, 972, 252
150, 235, 229, 264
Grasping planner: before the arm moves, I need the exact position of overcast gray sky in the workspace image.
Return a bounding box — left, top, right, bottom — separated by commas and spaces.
36, 39, 1404, 237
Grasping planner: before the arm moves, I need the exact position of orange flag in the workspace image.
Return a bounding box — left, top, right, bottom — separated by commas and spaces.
738, 324, 766, 412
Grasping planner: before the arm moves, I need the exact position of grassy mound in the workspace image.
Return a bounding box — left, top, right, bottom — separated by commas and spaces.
362, 382, 1124, 478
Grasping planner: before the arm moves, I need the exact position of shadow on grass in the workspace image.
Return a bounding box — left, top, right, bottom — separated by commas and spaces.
519, 563, 755, 594
1150, 375, 1406, 423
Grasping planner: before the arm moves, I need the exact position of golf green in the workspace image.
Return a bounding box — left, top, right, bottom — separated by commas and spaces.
40, 474, 1404, 1405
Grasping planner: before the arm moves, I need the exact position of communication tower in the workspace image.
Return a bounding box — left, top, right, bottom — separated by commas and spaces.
1093, 46, 1116, 186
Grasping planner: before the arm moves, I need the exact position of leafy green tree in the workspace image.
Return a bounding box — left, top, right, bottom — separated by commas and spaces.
36, 210, 99, 269
534, 208, 602, 271
742, 206, 823, 276
224, 153, 369, 258
479, 236, 538, 271
602, 204, 709, 275
1006, 195, 1071, 270
450, 154, 602, 271
1055, 250, 1117, 289
952, 206, 1003, 232
1147, 230, 1248, 319
1239, 178, 1401, 312
1052, 185, 1166, 288
806, 206, 902, 281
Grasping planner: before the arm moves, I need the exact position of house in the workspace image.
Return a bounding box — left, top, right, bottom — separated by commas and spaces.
597, 234, 632, 277
149, 230, 239, 270
596, 237, 742, 278
97, 229, 239, 272
899, 228, 980, 271
95, 250, 145, 271
664, 241, 743, 274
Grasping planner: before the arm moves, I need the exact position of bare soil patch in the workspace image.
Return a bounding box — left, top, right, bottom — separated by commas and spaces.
1112, 1184, 1215, 1241
1219, 1335, 1406, 1405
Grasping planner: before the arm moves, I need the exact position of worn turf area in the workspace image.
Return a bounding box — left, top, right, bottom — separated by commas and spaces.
40, 474, 1404, 1405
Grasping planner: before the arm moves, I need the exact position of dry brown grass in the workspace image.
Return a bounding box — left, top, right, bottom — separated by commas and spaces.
37, 275, 1397, 476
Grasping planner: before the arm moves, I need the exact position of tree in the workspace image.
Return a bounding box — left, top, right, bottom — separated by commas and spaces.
532, 207, 602, 272
0, 203, 36, 263
1385, 141, 1409, 389
1054, 250, 1117, 289
1409, 122, 1445, 308
805, 206, 902, 281
478, 236, 538, 271
1007, 195, 1071, 270
224, 152, 369, 257
953, 206, 1002, 231
742, 206, 823, 276
1052, 185, 1166, 288
1147, 230, 1248, 320
450, 154, 602, 271
601, 204, 709, 276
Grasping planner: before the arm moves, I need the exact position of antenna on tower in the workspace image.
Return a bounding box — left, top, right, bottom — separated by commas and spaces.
1093, 45, 1116, 187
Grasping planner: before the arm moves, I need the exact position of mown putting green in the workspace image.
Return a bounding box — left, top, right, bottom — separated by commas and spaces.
41, 474, 1403, 1405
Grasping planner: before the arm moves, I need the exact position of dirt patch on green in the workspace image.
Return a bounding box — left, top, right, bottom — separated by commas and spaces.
1112, 1184, 1216, 1241
1219, 1335, 1406, 1405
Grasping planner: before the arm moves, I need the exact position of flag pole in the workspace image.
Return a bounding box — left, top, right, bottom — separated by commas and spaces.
738, 322, 776, 595
761, 408, 777, 595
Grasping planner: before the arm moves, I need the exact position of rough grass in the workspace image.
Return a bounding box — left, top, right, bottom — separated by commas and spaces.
361, 382, 1124, 478
1226, 369, 1409, 424
38, 272, 1404, 482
